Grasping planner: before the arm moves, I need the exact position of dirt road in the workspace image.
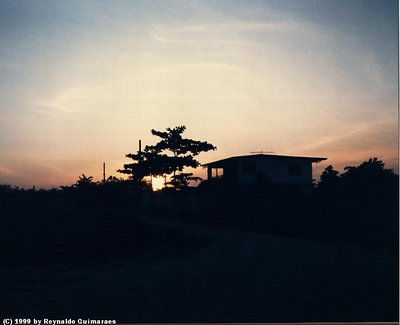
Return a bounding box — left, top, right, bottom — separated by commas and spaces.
1, 214, 397, 322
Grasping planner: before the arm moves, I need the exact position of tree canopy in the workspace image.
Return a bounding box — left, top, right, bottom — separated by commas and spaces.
118, 126, 216, 189
317, 157, 398, 197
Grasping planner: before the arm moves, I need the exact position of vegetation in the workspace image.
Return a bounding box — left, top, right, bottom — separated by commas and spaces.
190, 157, 398, 251
0, 154, 397, 323
0, 177, 203, 267
1, 124, 397, 322
118, 126, 216, 189
0, 120, 398, 268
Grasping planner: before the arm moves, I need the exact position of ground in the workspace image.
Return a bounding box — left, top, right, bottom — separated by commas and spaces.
0, 214, 397, 322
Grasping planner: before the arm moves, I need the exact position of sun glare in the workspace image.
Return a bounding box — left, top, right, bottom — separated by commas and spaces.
151, 176, 166, 191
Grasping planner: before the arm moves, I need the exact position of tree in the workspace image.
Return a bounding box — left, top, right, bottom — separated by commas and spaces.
118, 126, 216, 189
341, 157, 398, 197
118, 150, 171, 187
316, 157, 398, 204
317, 165, 340, 193
166, 172, 203, 190
74, 174, 98, 189
145, 126, 216, 189
342, 157, 389, 181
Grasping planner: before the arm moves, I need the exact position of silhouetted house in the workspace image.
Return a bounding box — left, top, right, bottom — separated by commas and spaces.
203, 154, 326, 192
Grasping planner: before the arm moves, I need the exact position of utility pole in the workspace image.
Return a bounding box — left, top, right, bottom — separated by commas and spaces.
103, 162, 106, 182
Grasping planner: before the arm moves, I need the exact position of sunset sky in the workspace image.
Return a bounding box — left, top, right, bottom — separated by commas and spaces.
0, 0, 398, 188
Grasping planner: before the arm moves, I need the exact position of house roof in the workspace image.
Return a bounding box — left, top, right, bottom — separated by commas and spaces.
202, 154, 327, 168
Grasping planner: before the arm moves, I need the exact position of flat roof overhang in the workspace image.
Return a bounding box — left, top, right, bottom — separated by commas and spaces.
202, 154, 327, 168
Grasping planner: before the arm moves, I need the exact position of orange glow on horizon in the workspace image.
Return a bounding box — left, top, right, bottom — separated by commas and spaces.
151, 176, 167, 191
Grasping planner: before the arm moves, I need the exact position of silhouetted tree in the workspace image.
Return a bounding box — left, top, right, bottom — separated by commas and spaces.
340, 157, 398, 197
70, 174, 98, 191
166, 172, 203, 190
342, 157, 392, 179
119, 126, 216, 189
118, 150, 171, 187
145, 126, 216, 189
317, 165, 340, 193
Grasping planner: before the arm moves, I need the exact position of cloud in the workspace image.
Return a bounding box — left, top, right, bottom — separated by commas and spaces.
0, 164, 18, 179
149, 17, 305, 47
300, 117, 397, 151
174, 19, 300, 33
33, 86, 109, 114
296, 117, 398, 173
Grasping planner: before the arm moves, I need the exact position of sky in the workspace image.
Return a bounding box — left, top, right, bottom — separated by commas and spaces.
0, 0, 398, 188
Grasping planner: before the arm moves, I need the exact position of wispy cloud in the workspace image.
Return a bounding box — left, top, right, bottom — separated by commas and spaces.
296, 117, 398, 173
0, 164, 18, 178
176, 20, 300, 33
33, 86, 108, 114
299, 117, 397, 152
150, 19, 304, 44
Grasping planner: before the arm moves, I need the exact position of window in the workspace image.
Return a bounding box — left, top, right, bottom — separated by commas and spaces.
242, 160, 256, 173
288, 163, 302, 176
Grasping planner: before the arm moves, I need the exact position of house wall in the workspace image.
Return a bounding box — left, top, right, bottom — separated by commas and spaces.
237, 157, 313, 185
